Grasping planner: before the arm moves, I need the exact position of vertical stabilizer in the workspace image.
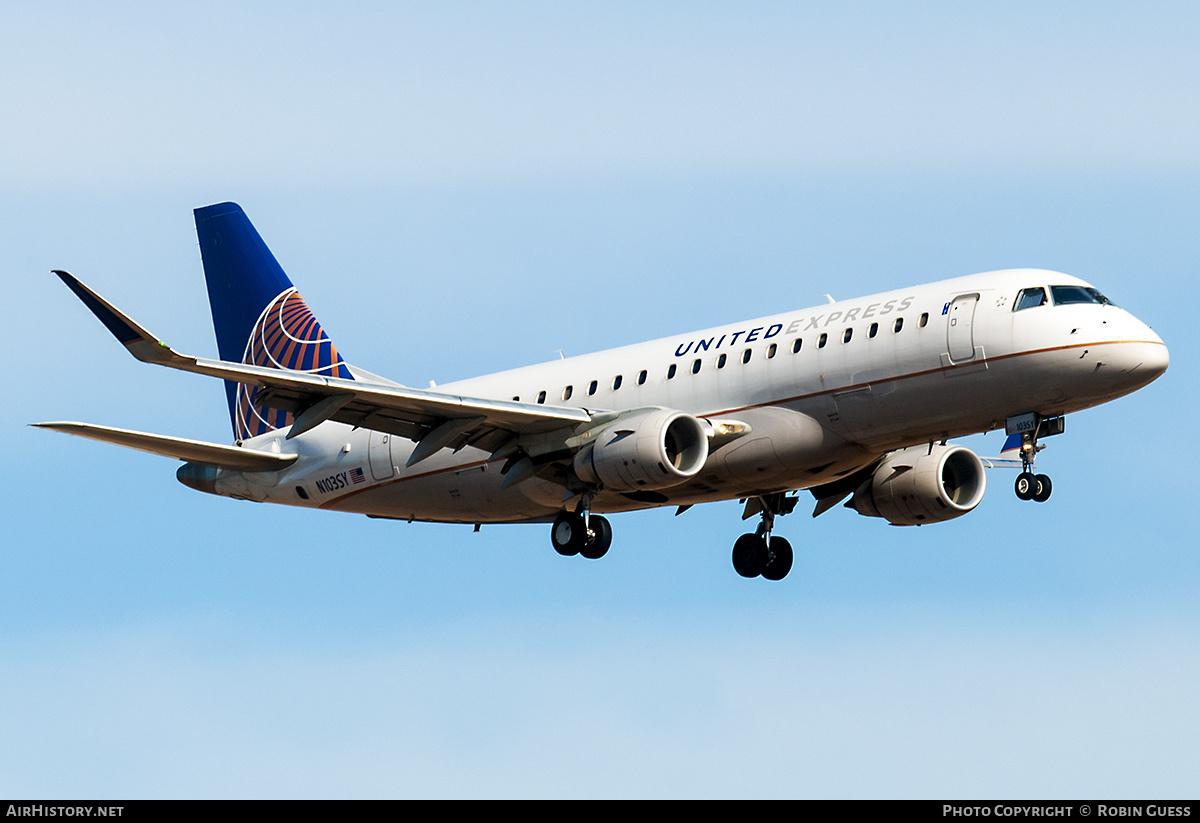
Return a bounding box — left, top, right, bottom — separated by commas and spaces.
194, 202, 353, 440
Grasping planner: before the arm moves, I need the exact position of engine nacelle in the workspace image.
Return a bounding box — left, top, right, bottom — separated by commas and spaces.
574, 409, 709, 493
850, 444, 986, 526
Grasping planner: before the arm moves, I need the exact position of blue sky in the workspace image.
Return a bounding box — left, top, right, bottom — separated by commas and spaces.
2, 2, 1197, 798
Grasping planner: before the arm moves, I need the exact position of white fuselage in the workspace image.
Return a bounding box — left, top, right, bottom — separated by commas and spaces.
215, 269, 1167, 524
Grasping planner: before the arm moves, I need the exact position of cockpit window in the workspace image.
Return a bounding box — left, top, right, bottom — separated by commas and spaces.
1050, 285, 1114, 307
1013, 287, 1047, 311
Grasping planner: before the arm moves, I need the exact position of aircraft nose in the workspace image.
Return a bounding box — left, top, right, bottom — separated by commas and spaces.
1138, 337, 1169, 381
1129, 315, 1168, 377
1107, 320, 1168, 388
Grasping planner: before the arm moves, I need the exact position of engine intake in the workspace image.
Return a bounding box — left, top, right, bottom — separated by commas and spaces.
574, 409, 709, 492
851, 444, 986, 526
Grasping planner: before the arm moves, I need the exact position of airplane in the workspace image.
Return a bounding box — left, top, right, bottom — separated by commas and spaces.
36, 202, 1169, 580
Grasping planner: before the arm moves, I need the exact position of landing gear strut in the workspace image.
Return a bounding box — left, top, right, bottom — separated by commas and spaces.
1008, 413, 1062, 504
550, 496, 612, 560
731, 492, 796, 580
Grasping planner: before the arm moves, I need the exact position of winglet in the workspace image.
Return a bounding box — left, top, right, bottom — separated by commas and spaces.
53, 270, 187, 366
978, 432, 1026, 469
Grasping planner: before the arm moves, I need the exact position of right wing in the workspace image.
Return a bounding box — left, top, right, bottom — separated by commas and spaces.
980, 433, 1026, 469
32, 421, 298, 472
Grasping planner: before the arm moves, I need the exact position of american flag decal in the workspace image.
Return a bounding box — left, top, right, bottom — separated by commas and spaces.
349, 467, 366, 484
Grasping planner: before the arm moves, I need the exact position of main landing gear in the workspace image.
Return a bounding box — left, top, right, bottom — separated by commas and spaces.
731, 493, 797, 581
548, 491, 800, 580
550, 508, 612, 560
1008, 413, 1064, 504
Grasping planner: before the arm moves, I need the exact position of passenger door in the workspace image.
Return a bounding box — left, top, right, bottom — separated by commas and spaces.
946, 293, 979, 363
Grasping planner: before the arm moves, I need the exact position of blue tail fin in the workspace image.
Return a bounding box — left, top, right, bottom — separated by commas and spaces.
194, 202, 353, 440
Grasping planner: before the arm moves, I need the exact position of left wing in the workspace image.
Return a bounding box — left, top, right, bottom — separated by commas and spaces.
52, 271, 595, 465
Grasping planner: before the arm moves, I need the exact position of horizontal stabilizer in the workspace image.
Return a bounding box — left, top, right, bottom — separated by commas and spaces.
33, 422, 298, 472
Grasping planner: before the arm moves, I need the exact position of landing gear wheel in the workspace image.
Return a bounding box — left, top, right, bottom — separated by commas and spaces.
1008, 414, 1065, 504
761, 536, 794, 581
580, 515, 612, 560
1032, 474, 1052, 503
551, 511, 587, 556
732, 533, 767, 578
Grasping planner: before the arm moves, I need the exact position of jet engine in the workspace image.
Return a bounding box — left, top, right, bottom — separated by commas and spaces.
850, 444, 986, 526
573, 408, 709, 492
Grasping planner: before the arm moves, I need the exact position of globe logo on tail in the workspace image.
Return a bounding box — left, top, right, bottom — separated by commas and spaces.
236, 289, 352, 440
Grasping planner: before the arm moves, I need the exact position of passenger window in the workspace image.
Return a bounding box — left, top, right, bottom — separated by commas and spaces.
868, 322, 878, 338
818, 333, 828, 348
588, 380, 598, 396
562, 385, 573, 401
919, 312, 928, 328
767, 343, 777, 359
612, 375, 622, 391
1014, 287, 1048, 311
842, 328, 852, 344
741, 349, 752, 364
792, 338, 803, 353
717, 353, 727, 369
637, 370, 647, 385
667, 364, 677, 379
893, 318, 903, 333
692, 358, 702, 374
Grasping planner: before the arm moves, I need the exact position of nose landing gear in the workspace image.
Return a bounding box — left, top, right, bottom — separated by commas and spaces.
1014, 470, 1052, 503
1007, 414, 1063, 504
